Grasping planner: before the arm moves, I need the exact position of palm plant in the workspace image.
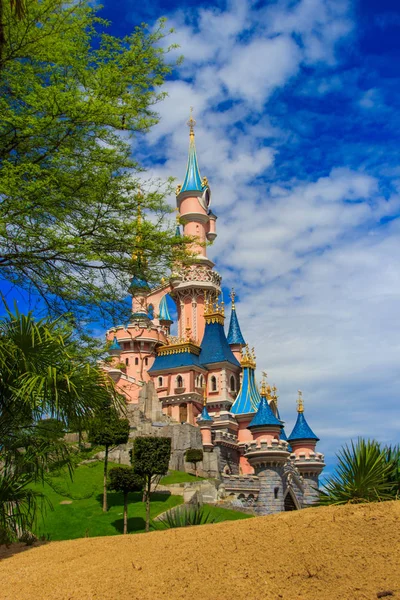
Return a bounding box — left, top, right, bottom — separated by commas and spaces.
319, 438, 398, 506
154, 505, 221, 529
0, 303, 123, 542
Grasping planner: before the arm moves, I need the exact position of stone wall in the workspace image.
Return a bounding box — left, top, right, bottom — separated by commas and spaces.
214, 445, 240, 475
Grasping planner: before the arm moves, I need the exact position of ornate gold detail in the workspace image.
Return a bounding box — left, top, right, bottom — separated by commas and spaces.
203, 382, 207, 406
157, 340, 201, 357
175, 184, 182, 196
230, 288, 236, 309
187, 106, 196, 138
204, 291, 225, 325
297, 390, 304, 413
241, 344, 256, 369
202, 176, 209, 188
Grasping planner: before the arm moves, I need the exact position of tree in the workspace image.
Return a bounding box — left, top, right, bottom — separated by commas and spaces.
185, 448, 203, 478
131, 437, 171, 532
319, 438, 399, 506
0, 0, 189, 325
0, 304, 120, 542
36, 418, 65, 442
88, 407, 130, 512
108, 467, 143, 534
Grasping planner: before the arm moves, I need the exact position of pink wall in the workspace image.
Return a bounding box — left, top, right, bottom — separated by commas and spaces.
290, 441, 317, 457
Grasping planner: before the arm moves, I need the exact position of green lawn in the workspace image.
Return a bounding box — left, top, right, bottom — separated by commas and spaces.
32, 462, 183, 541
202, 505, 253, 522
160, 470, 205, 485
31, 462, 253, 541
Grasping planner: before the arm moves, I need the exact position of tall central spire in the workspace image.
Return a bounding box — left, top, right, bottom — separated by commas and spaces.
180, 108, 204, 193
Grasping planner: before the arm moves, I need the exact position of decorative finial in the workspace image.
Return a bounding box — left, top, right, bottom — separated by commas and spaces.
260, 371, 268, 397
230, 288, 236, 309
272, 385, 278, 403
203, 382, 207, 406
187, 107, 196, 138
297, 390, 304, 413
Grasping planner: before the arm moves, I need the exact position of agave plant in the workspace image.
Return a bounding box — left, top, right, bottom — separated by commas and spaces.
153, 505, 221, 529
319, 438, 398, 506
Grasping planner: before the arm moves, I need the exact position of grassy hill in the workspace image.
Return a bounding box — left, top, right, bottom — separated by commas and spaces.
1, 501, 399, 600
29, 462, 250, 541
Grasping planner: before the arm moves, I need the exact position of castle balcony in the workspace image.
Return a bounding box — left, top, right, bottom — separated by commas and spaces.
222, 474, 260, 499
213, 430, 239, 449
289, 452, 325, 475
212, 411, 239, 432
169, 264, 222, 293
244, 438, 290, 467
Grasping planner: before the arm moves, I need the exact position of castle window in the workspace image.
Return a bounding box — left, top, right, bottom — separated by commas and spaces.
144, 357, 148, 366
158, 376, 163, 388
210, 376, 217, 392
199, 374, 204, 387
274, 487, 279, 500
230, 375, 235, 392
125, 358, 129, 366
176, 375, 183, 388
135, 357, 139, 366
147, 304, 154, 319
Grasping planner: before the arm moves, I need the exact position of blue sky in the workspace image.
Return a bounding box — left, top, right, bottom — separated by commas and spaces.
4, 0, 400, 475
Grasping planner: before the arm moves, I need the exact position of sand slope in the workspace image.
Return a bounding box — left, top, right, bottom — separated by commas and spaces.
1, 501, 400, 600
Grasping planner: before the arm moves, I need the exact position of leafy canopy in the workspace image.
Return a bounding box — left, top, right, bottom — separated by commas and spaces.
108, 467, 143, 494
131, 437, 171, 478
0, 0, 187, 324
87, 404, 130, 448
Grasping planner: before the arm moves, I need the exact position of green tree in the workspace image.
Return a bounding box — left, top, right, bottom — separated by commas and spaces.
108, 467, 143, 534
185, 448, 203, 478
0, 0, 188, 325
88, 407, 130, 512
131, 437, 171, 532
36, 418, 65, 442
0, 304, 120, 542
319, 438, 399, 506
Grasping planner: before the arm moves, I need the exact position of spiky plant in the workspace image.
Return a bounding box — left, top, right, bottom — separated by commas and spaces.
154, 505, 221, 529
319, 438, 397, 505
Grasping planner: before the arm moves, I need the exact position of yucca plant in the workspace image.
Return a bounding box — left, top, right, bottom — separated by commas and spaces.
153, 505, 221, 529
319, 438, 398, 505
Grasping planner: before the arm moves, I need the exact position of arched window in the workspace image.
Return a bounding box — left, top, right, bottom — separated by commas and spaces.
147, 304, 154, 319
179, 403, 187, 423
135, 357, 139, 365
176, 375, 183, 388
199, 374, 204, 388
230, 375, 235, 391
125, 358, 129, 366
158, 376, 163, 388
144, 357, 148, 366
210, 376, 217, 392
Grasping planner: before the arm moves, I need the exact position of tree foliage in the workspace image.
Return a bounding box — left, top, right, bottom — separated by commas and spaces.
0, 0, 188, 324
87, 404, 130, 512
319, 438, 400, 506
131, 436, 171, 532
108, 466, 143, 534
0, 304, 120, 543
185, 448, 203, 477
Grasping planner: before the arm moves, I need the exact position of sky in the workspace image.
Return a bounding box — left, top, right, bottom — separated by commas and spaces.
100, 0, 400, 474
5, 0, 400, 475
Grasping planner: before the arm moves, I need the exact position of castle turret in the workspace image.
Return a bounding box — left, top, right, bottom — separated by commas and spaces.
197, 384, 214, 451
227, 289, 246, 363
158, 294, 173, 334
288, 391, 325, 505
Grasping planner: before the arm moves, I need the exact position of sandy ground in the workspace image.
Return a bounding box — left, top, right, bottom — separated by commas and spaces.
1, 501, 400, 600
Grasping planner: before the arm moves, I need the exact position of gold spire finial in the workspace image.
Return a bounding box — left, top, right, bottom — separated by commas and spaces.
187, 107, 196, 138
230, 288, 236, 309
297, 390, 304, 413
203, 382, 207, 406
260, 371, 268, 397
272, 385, 278, 403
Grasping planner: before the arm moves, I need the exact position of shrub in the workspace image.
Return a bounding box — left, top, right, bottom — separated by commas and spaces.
154, 505, 221, 529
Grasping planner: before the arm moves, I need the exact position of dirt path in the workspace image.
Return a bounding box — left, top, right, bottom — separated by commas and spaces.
1, 501, 399, 600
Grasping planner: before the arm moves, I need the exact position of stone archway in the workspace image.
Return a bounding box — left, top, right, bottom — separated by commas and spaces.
284, 489, 298, 511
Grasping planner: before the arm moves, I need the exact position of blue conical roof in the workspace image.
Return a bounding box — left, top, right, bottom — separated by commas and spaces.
288, 412, 319, 441
230, 366, 261, 415
129, 276, 150, 293
159, 295, 172, 322
198, 404, 213, 422
248, 396, 282, 428
109, 336, 121, 351
181, 131, 204, 193
175, 224, 181, 237
227, 306, 245, 346
200, 321, 240, 368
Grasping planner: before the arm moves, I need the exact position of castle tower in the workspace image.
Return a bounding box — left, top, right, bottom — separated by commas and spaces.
197, 385, 214, 451
227, 289, 246, 363
171, 110, 221, 343
288, 391, 325, 505
244, 378, 290, 514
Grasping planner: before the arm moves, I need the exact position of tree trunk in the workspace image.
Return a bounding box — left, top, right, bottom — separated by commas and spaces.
123, 492, 128, 534
103, 445, 109, 512
194, 462, 198, 478
145, 476, 151, 533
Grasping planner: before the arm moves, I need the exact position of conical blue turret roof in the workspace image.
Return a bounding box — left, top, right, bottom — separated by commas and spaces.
159, 295, 172, 322
248, 396, 282, 428
198, 404, 213, 422
109, 336, 121, 352
181, 131, 204, 193
288, 412, 319, 442
200, 321, 240, 368
230, 366, 261, 415
227, 306, 246, 346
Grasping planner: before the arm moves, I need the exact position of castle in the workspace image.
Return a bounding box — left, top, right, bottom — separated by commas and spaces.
104, 112, 325, 514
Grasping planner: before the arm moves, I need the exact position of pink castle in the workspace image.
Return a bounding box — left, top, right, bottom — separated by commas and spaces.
104, 112, 325, 513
